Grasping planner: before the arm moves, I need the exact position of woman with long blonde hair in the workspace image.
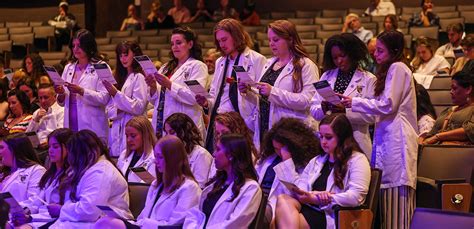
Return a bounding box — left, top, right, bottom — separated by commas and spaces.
238, 19, 319, 148
117, 116, 157, 183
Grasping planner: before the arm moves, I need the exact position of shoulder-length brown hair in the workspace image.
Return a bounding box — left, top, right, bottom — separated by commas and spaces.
319, 113, 363, 189
164, 113, 202, 155
214, 18, 254, 54
374, 30, 407, 96
0, 133, 41, 182
214, 112, 257, 161
154, 135, 195, 193
268, 20, 310, 93
125, 116, 157, 158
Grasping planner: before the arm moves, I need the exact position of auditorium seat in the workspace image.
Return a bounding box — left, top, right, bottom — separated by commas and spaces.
271, 12, 296, 19
348, 8, 365, 16
316, 30, 341, 40
8, 27, 32, 34
142, 50, 158, 59
5, 22, 29, 27
98, 44, 117, 51
429, 77, 451, 90
0, 40, 12, 53
29, 21, 43, 27
295, 10, 321, 18
128, 182, 151, 218
298, 32, 315, 39
314, 17, 343, 25
39, 52, 66, 60
139, 35, 168, 44
410, 208, 474, 229
110, 36, 138, 44
401, 6, 420, 15
106, 30, 131, 38
437, 11, 460, 19
409, 26, 439, 40
33, 26, 55, 51
427, 89, 452, 106
296, 25, 321, 33
440, 17, 465, 32
147, 43, 170, 50
0, 28, 8, 35
457, 5, 474, 11
321, 9, 347, 18
0, 34, 9, 42
460, 11, 474, 23
301, 38, 322, 45
288, 18, 315, 25
433, 5, 457, 13
132, 29, 158, 37
321, 24, 343, 31
95, 38, 110, 45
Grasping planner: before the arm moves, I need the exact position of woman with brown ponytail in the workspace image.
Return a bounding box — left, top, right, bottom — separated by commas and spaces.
274, 113, 370, 229
338, 30, 418, 229
238, 19, 319, 148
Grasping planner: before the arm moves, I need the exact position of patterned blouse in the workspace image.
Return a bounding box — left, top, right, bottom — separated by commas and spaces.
3, 115, 33, 134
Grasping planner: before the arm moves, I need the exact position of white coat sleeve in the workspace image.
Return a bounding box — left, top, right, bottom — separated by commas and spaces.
268, 60, 319, 110
273, 158, 315, 192
82, 82, 111, 107
168, 63, 208, 105
59, 167, 112, 222
345, 76, 377, 125
207, 183, 262, 229
138, 182, 202, 227
352, 63, 411, 115
183, 207, 206, 229
191, 151, 213, 189
206, 58, 225, 112
19, 166, 46, 208
323, 154, 371, 210
309, 72, 330, 121
112, 73, 148, 115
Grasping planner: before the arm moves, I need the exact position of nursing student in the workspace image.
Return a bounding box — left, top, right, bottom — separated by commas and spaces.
117, 116, 157, 183
310, 33, 376, 159
145, 26, 208, 139
54, 29, 110, 142
196, 18, 266, 152
104, 41, 148, 157
239, 20, 319, 148
184, 134, 262, 228
339, 30, 418, 229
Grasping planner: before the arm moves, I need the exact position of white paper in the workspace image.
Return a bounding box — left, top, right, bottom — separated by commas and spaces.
134, 55, 159, 76
93, 63, 117, 84
185, 80, 210, 98
233, 65, 255, 85
0, 192, 23, 214
44, 65, 65, 86
314, 80, 341, 105
413, 73, 435, 89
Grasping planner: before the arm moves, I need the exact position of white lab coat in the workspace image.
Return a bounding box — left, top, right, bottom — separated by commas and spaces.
351, 62, 418, 189
255, 154, 305, 219
22, 177, 60, 214
51, 156, 133, 228
117, 149, 156, 183
183, 179, 262, 229
249, 57, 319, 149
310, 69, 376, 159
107, 72, 148, 157
26, 102, 64, 144
412, 55, 451, 75
150, 58, 208, 136
188, 145, 213, 188
274, 152, 371, 229
0, 164, 45, 203
135, 178, 201, 228
58, 62, 111, 141
208, 48, 266, 132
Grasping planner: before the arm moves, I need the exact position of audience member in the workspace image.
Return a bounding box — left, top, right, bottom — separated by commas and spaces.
9, 69, 26, 90
48, 1, 78, 51
339, 30, 418, 229
241, 3, 261, 26
451, 34, 474, 75
415, 84, 437, 139
311, 33, 375, 159
168, 0, 191, 24
436, 23, 464, 59
145, 0, 176, 30
145, 27, 208, 138
409, 0, 440, 28
50, 130, 133, 227
366, 37, 378, 73
0, 78, 9, 121
55, 29, 111, 142
196, 18, 266, 152
117, 116, 157, 183
0, 134, 45, 204
96, 135, 201, 228
240, 20, 319, 146
274, 114, 370, 229
189, 0, 213, 23
342, 13, 373, 44
382, 14, 399, 33
164, 113, 212, 188
420, 71, 474, 145
2, 90, 32, 136
26, 84, 64, 148
257, 118, 321, 220
120, 4, 144, 31
13, 129, 73, 226
183, 134, 262, 228
21, 53, 46, 87
106, 41, 148, 157
364, 0, 396, 16
411, 37, 450, 75
203, 48, 220, 91
213, 0, 239, 21
16, 78, 40, 113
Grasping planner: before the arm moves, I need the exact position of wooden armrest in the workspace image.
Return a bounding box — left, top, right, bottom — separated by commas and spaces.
441, 183, 472, 213
338, 209, 373, 229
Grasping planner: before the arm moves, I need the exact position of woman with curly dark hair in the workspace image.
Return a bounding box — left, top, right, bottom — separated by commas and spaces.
22, 53, 46, 87
184, 134, 262, 228
311, 33, 376, 159
275, 113, 370, 229
164, 113, 213, 188
256, 117, 321, 220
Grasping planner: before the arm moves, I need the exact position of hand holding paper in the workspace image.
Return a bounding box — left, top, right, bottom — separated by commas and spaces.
134, 55, 159, 76
44, 65, 65, 86
314, 80, 342, 105
93, 63, 117, 84
185, 80, 210, 98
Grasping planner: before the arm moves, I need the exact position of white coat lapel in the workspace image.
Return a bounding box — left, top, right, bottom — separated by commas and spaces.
274, 59, 295, 87
343, 70, 364, 96
258, 57, 276, 81
170, 58, 193, 81
257, 155, 277, 184
65, 63, 76, 83
77, 64, 93, 85
208, 181, 235, 220
308, 155, 328, 186
0, 169, 22, 191
326, 169, 336, 192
